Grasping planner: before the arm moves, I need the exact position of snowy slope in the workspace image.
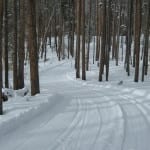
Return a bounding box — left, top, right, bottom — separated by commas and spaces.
0, 46, 150, 150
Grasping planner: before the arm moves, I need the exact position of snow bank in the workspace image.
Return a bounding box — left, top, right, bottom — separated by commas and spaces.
0, 94, 60, 137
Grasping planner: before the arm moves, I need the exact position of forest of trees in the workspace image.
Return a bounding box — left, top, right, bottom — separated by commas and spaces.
0, 0, 150, 114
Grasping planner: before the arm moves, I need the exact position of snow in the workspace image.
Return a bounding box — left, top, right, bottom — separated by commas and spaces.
0, 43, 150, 150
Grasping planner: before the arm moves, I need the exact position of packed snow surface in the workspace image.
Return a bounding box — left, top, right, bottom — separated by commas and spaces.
0, 51, 150, 150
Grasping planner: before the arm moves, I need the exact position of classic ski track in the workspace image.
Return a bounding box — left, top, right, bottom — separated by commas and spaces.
52, 97, 103, 150
67, 74, 150, 150
75, 90, 124, 150
37, 95, 78, 129
51, 98, 83, 150
99, 98, 125, 150
123, 94, 150, 111
72, 98, 102, 150
118, 94, 150, 150
120, 94, 150, 127
67, 72, 127, 149
12, 98, 82, 150
49, 64, 150, 150
89, 99, 102, 150
74, 98, 89, 150
112, 98, 127, 150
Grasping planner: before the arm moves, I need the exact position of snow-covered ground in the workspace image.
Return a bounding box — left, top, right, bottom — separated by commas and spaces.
0, 44, 150, 150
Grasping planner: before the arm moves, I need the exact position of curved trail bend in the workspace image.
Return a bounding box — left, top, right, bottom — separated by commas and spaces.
0, 62, 150, 150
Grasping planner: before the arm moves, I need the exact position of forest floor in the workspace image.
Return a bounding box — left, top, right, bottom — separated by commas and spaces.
0, 46, 150, 150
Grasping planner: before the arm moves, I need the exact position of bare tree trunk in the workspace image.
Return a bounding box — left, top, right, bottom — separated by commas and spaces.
0, 0, 3, 115
54, 9, 58, 55
81, 0, 86, 80
106, 0, 111, 81
144, 1, 150, 75
28, 0, 40, 95
58, 14, 63, 61
125, 0, 133, 76
18, 0, 25, 89
86, 0, 92, 71
112, 7, 116, 60
134, 0, 141, 82
13, 0, 18, 90
142, 1, 150, 81
116, 3, 121, 66
76, 0, 81, 78
4, 0, 9, 88
95, 0, 100, 61
69, 0, 75, 58
99, 0, 106, 81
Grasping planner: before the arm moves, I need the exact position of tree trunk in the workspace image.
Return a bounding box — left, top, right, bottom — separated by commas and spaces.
81, 0, 86, 80
106, 0, 111, 81
95, 0, 100, 61
134, 0, 141, 82
86, 0, 92, 71
76, 0, 81, 78
18, 0, 25, 89
0, 0, 3, 115
99, 0, 106, 81
13, 0, 18, 90
4, 0, 9, 88
28, 0, 40, 95
142, 1, 150, 81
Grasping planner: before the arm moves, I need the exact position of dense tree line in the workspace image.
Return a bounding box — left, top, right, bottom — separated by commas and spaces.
0, 0, 150, 114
